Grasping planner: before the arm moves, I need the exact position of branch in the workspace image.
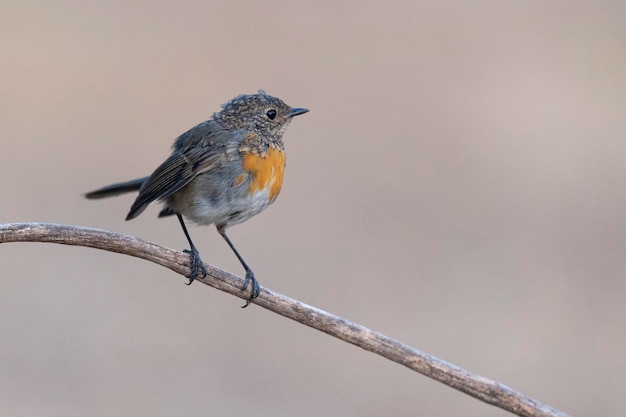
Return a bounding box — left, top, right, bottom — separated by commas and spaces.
0, 222, 570, 417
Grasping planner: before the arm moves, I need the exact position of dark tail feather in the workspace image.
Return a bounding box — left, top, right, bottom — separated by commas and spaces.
84, 177, 149, 199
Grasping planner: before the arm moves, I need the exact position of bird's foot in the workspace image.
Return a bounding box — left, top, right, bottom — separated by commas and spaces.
183, 246, 207, 285
241, 269, 260, 308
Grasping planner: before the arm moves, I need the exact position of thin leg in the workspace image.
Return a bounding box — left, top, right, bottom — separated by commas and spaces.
177, 214, 207, 284
217, 224, 260, 308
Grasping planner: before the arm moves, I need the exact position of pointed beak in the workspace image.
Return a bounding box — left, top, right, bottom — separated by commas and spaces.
288, 107, 309, 117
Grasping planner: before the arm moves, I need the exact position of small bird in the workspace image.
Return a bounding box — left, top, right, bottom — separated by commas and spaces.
86, 90, 309, 307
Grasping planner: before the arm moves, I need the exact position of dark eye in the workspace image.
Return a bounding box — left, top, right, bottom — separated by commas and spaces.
266, 109, 277, 120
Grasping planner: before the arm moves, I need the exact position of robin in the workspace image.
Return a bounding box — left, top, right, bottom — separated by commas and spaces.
85, 90, 309, 307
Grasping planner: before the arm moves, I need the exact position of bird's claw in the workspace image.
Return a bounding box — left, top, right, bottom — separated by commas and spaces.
241, 269, 260, 308
183, 247, 207, 285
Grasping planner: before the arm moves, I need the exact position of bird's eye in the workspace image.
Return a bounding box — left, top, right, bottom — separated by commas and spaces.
266, 109, 277, 120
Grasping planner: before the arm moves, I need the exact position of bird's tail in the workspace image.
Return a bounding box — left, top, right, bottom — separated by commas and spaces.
84, 177, 149, 199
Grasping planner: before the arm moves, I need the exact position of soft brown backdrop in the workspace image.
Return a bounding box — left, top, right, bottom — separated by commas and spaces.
1, 1, 625, 416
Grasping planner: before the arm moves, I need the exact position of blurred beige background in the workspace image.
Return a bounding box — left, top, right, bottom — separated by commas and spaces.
1, 1, 625, 416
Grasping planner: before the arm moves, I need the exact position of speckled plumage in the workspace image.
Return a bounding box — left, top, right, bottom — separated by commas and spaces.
86, 90, 308, 306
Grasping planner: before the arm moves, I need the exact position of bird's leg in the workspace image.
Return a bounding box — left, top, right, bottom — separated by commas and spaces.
217, 225, 260, 308
177, 214, 207, 284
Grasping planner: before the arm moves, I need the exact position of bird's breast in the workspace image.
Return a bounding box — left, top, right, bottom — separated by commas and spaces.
237, 146, 286, 203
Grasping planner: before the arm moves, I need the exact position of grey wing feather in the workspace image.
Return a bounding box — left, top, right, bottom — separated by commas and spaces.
125, 120, 239, 220
126, 146, 222, 220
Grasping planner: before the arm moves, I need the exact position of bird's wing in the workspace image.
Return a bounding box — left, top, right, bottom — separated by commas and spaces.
126, 143, 225, 220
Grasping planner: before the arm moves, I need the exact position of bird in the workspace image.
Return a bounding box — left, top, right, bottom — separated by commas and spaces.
85, 90, 309, 307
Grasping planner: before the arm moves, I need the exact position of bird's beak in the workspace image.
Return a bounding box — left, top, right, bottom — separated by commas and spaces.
288, 107, 309, 117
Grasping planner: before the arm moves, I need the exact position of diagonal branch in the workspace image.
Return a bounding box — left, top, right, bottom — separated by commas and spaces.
0, 222, 570, 417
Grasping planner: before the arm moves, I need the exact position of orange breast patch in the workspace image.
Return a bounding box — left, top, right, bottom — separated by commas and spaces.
241, 147, 286, 202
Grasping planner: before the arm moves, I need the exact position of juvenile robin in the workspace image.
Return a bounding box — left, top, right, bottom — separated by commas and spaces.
85, 90, 309, 307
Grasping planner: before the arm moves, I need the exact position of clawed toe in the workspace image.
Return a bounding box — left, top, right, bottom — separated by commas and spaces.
183, 247, 207, 285
241, 269, 260, 308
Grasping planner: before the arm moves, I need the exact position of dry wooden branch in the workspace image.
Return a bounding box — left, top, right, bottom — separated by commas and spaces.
0, 222, 571, 417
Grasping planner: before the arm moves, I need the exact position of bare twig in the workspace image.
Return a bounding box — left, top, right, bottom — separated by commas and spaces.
0, 222, 571, 417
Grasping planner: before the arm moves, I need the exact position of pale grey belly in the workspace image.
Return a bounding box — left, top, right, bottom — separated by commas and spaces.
185, 188, 273, 226
167, 181, 273, 227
